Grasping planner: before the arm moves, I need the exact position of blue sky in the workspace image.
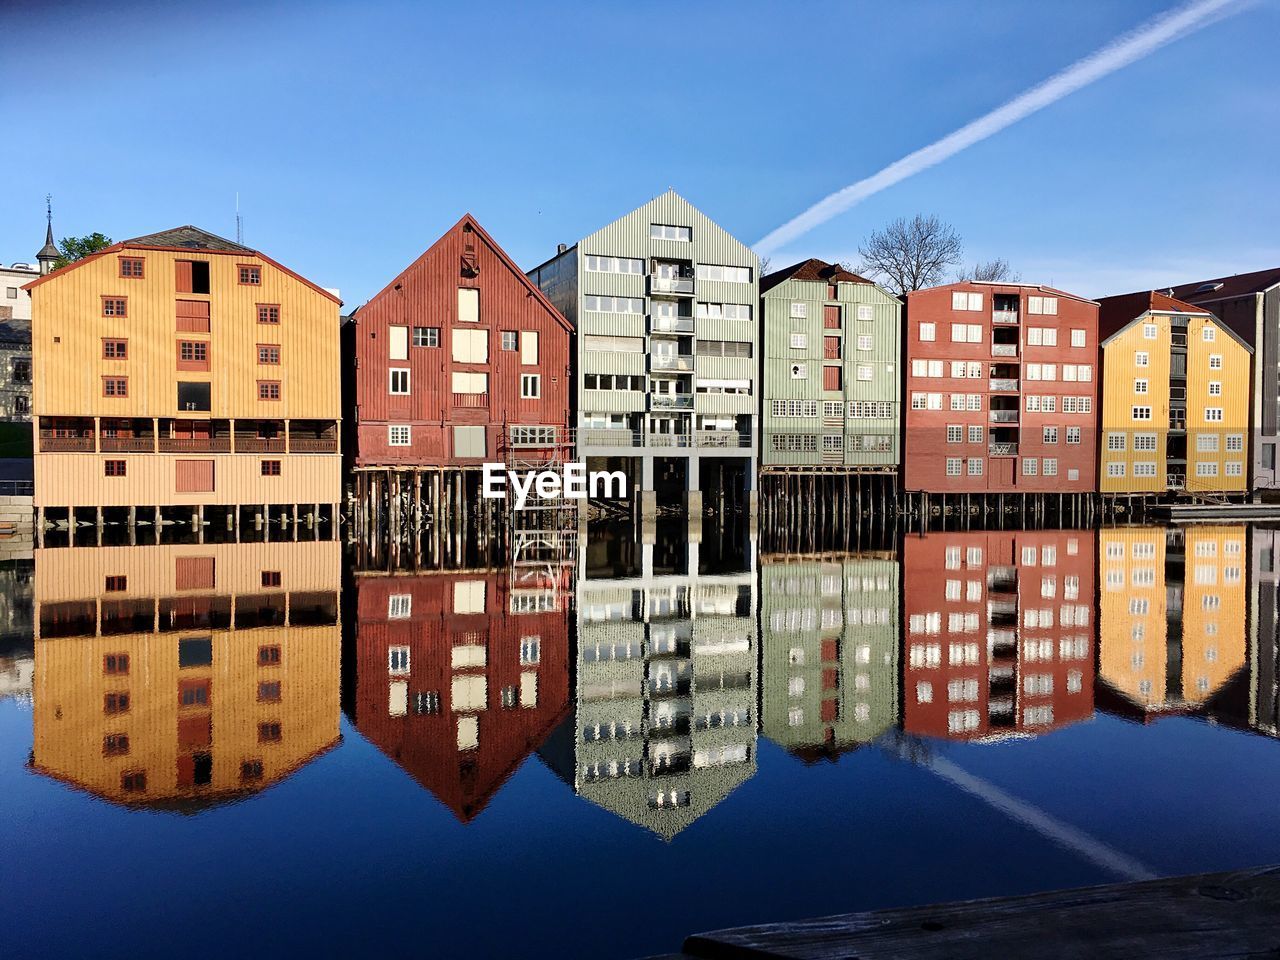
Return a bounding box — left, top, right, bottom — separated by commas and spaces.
2, 0, 1277, 305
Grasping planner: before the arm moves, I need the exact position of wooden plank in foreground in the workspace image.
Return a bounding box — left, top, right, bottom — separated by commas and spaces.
681, 865, 1280, 959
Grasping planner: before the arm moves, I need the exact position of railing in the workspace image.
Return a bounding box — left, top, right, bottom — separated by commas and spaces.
989, 410, 1019, 424
989, 442, 1018, 456
1168, 473, 1186, 489
158, 437, 231, 452
651, 316, 695, 334
652, 395, 694, 410
648, 434, 694, 448
989, 378, 1019, 391
581, 429, 643, 447
39, 436, 93, 452
696, 432, 752, 448
650, 276, 695, 296
991, 344, 1018, 357
100, 437, 155, 452
651, 355, 694, 372
289, 438, 338, 453
992, 310, 1020, 324
453, 393, 488, 408
235, 437, 285, 453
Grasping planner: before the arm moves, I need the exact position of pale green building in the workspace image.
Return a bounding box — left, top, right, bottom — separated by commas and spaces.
760, 260, 902, 471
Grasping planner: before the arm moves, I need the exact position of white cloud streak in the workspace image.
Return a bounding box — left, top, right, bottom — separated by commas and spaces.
756, 0, 1245, 255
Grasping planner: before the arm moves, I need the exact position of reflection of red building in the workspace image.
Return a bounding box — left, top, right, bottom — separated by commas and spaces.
348, 571, 570, 820
903, 530, 1095, 741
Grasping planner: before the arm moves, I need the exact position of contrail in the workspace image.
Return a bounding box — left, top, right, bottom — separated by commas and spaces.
755, 0, 1244, 255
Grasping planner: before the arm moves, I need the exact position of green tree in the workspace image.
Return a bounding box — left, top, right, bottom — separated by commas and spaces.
54, 232, 113, 270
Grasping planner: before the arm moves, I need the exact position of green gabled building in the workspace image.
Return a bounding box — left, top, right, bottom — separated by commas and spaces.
760, 556, 900, 759
760, 259, 902, 471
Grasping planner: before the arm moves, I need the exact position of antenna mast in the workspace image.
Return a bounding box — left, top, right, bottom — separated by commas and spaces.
235, 192, 243, 245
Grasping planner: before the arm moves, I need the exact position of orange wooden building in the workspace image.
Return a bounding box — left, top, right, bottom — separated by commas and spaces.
24, 226, 342, 537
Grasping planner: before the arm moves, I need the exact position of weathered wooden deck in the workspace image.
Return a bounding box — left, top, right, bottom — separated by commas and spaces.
641, 865, 1280, 959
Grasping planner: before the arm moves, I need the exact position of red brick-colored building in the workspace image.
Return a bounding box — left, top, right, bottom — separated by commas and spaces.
346, 571, 570, 821
347, 215, 572, 469
903, 282, 1098, 493
902, 530, 1096, 742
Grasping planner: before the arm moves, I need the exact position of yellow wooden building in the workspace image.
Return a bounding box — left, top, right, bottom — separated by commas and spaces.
1097, 291, 1252, 496
24, 226, 341, 531
31, 540, 340, 808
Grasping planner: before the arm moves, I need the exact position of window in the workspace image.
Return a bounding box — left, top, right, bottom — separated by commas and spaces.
1134, 378, 1148, 394
651, 223, 691, 241
104, 459, 126, 477
951, 291, 983, 311
261, 459, 281, 476
1226, 434, 1244, 452
1226, 461, 1243, 476
1209, 354, 1223, 369
104, 653, 130, 675
1028, 296, 1058, 315
789, 332, 807, 349
950, 323, 983, 342
1196, 433, 1219, 452
1205, 407, 1223, 422
238, 264, 262, 285
177, 340, 209, 370
789, 301, 808, 319
177, 381, 210, 411
104, 692, 130, 714
499, 330, 520, 352
257, 304, 280, 324
1133, 462, 1157, 477
176, 260, 211, 294
1203, 325, 1216, 341
257, 344, 280, 365
1143, 323, 1158, 339
856, 334, 873, 352
946, 458, 962, 476
1043, 458, 1057, 476
791, 363, 808, 380
389, 646, 411, 675
102, 339, 128, 359
1023, 458, 1038, 476
1196, 462, 1219, 477
119, 257, 144, 278
1134, 433, 1157, 451
389, 368, 410, 394
413, 326, 439, 347
103, 734, 130, 756
388, 425, 410, 446
103, 376, 128, 397
584, 294, 644, 314
102, 296, 127, 317
967, 458, 983, 476
257, 381, 281, 401
258, 722, 282, 743
967, 425, 983, 443
1043, 426, 1058, 444
388, 594, 412, 619
520, 374, 541, 399
696, 263, 751, 283
919, 322, 936, 341
1208, 381, 1222, 396
1132, 406, 1152, 421
1107, 462, 1126, 477
856, 365, 873, 382
947, 425, 963, 443
1071, 329, 1086, 347
1107, 433, 1126, 451
1135, 351, 1149, 367
585, 254, 643, 273
105, 575, 127, 591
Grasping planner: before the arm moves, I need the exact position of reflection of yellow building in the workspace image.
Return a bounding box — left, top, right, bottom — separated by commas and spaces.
1098, 526, 1245, 716
1098, 293, 1251, 496
32, 541, 340, 808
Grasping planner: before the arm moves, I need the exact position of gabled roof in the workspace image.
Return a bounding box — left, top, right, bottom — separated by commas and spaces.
124, 224, 251, 252
355, 213, 573, 335
1163, 267, 1280, 305
22, 224, 340, 304
760, 257, 873, 294
1097, 289, 1253, 352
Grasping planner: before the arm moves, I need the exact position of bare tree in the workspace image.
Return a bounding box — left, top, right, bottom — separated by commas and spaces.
856, 214, 963, 296
758, 255, 771, 277
958, 258, 1020, 283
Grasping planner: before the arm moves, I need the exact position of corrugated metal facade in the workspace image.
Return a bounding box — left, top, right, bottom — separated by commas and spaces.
351, 215, 572, 467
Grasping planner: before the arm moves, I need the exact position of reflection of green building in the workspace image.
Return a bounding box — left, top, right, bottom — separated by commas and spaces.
760, 556, 899, 760
542, 536, 757, 839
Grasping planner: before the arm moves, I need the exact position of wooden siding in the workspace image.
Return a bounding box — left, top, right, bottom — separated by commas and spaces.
903, 282, 1099, 493
761, 276, 902, 469
351, 215, 571, 467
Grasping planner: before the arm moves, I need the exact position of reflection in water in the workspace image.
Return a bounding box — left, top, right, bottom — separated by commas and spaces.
343, 568, 571, 821
29, 542, 341, 809
1097, 526, 1248, 722
760, 554, 899, 760
540, 520, 758, 839
903, 531, 1097, 741
14, 520, 1280, 831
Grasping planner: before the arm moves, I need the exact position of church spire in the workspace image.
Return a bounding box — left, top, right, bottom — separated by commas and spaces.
37, 195, 60, 275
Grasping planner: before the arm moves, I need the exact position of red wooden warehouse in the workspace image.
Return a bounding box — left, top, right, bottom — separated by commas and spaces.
902, 282, 1099, 494
902, 529, 1096, 742
346, 214, 572, 475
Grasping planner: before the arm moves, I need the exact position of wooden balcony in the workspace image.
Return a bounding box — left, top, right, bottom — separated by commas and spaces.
453, 393, 488, 408
100, 437, 155, 452
236, 437, 285, 453
158, 437, 230, 452
39, 435, 93, 452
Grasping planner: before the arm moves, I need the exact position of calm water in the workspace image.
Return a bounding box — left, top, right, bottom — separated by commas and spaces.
3, 519, 1280, 959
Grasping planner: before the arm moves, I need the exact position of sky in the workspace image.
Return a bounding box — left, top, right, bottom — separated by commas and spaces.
2, 0, 1277, 306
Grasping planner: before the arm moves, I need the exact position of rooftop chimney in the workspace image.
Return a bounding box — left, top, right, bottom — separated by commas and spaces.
557, 243, 567, 254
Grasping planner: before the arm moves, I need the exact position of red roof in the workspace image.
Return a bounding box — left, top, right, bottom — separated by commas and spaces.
1097, 290, 1211, 341
760, 257, 874, 294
